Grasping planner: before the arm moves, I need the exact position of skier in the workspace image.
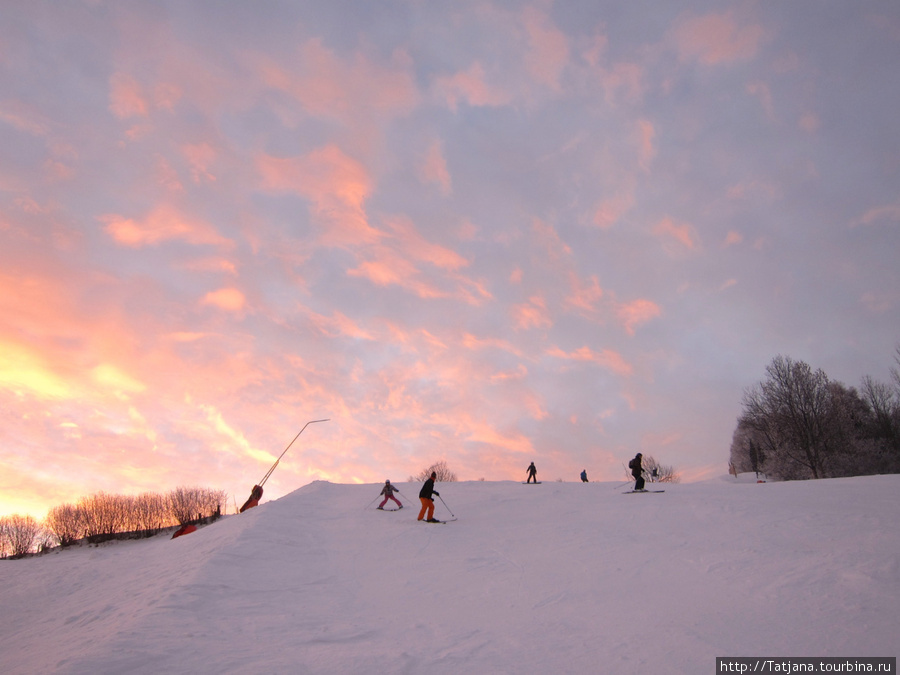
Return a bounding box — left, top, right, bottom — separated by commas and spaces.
580, 469, 588, 483
418, 471, 441, 522
377, 480, 402, 510
629, 453, 645, 491
526, 462, 538, 483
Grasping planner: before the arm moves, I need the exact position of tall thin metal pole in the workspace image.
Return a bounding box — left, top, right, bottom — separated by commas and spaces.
258, 419, 329, 487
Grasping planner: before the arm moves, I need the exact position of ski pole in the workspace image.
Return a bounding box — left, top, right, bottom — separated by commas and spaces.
437, 494, 455, 518
363, 494, 381, 510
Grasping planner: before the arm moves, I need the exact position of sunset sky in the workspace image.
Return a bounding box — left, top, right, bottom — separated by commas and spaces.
2, 1, 899, 518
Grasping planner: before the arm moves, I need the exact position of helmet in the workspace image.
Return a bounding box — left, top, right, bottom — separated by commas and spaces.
385, 479, 390, 484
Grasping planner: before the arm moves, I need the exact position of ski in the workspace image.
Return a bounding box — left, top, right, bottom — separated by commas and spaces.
421, 517, 457, 524
522, 482, 542, 484
377, 508, 402, 511
623, 490, 665, 494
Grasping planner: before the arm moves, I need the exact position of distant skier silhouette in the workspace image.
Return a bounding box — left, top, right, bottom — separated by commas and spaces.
629, 453, 645, 491
526, 462, 538, 484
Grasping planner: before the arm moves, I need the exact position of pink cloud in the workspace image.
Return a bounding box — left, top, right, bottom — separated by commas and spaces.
386, 216, 468, 271
636, 119, 656, 171
0, 100, 51, 136
546, 345, 633, 377
257, 145, 381, 247
653, 217, 699, 252
597, 61, 645, 106
420, 140, 452, 195
308, 310, 375, 341
101, 205, 232, 248
182, 143, 218, 183
433, 62, 513, 111
722, 230, 743, 247
463, 334, 525, 358
615, 298, 661, 335
799, 112, 820, 133
522, 5, 570, 91
746, 80, 775, 120
592, 189, 635, 229
109, 72, 149, 119
671, 12, 765, 65
851, 203, 900, 228
565, 273, 604, 314
511, 295, 552, 331
249, 39, 418, 122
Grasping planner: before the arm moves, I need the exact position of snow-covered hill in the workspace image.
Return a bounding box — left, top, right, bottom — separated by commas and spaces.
1, 476, 898, 674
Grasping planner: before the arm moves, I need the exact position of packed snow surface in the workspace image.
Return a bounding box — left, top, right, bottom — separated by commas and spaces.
2, 476, 898, 674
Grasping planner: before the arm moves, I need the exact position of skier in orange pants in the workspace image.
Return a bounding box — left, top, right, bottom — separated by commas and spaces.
417, 471, 440, 522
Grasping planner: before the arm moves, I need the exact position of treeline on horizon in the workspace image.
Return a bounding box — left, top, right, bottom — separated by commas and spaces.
0, 486, 227, 560
730, 347, 900, 480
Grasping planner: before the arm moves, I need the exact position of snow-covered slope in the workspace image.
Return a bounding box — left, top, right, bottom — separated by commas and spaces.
1, 476, 898, 674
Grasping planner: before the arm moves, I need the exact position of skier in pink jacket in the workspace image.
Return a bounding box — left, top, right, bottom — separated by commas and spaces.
377, 480, 403, 510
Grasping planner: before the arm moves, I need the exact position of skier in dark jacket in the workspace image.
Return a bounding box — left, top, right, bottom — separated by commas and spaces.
629, 453, 645, 491
418, 472, 440, 522
580, 469, 588, 483
526, 462, 538, 483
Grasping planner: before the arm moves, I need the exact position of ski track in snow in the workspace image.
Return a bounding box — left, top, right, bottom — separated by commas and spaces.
1, 476, 898, 674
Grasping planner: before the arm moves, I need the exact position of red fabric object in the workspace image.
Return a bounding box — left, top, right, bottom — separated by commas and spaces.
172, 524, 198, 539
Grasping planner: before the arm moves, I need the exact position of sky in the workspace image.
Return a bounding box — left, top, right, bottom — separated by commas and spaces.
1, 1, 899, 518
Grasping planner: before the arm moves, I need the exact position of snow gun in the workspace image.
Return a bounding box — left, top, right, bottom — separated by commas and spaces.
239, 419, 329, 513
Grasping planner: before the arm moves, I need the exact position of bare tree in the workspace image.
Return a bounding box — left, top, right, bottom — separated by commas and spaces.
79, 492, 129, 542
410, 460, 458, 482
168, 486, 201, 525
641, 455, 681, 483
0, 514, 42, 558
740, 355, 837, 479
45, 503, 85, 547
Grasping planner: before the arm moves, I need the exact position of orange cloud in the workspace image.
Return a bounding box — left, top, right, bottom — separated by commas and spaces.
101, 205, 232, 248
202, 287, 246, 312
546, 345, 633, 377
672, 12, 764, 65
257, 145, 381, 247
464, 420, 536, 454
0, 339, 71, 399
